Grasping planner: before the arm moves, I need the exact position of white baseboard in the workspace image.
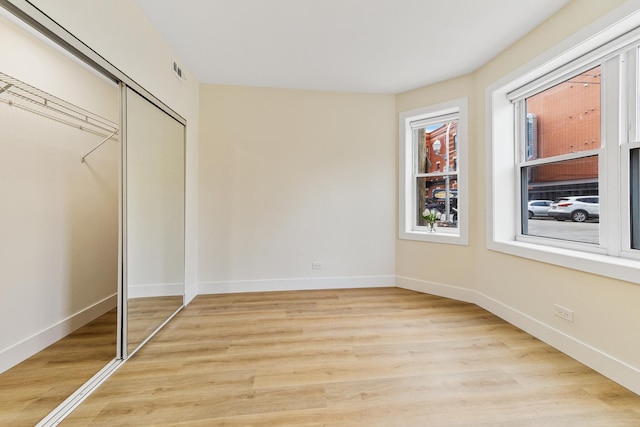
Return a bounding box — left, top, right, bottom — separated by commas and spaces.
395, 275, 476, 304
184, 283, 198, 304
476, 292, 640, 397
198, 275, 395, 295
128, 282, 184, 298
0, 293, 117, 374
395, 276, 640, 396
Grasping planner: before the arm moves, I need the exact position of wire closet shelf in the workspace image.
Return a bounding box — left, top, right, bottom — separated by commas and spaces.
0, 71, 119, 161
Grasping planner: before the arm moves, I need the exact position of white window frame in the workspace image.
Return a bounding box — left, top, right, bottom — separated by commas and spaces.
513, 62, 608, 255
399, 97, 468, 245
487, 7, 640, 285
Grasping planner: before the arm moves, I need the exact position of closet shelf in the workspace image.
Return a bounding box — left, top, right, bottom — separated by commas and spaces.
0, 71, 118, 138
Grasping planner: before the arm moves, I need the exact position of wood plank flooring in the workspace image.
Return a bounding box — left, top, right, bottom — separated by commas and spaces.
62, 288, 640, 426
127, 295, 183, 354
0, 308, 116, 427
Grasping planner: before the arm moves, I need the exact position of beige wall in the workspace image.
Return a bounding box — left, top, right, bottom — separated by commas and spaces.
397, 0, 640, 393
198, 85, 396, 291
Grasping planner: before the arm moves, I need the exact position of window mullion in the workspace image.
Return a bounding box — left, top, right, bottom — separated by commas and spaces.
411, 128, 420, 176
622, 48, 639, 254
628, 48, 638, 143
517, 149, 601, 168
416, 172, 459, 178
601, 55, 623, 255
514, 101, 525, 163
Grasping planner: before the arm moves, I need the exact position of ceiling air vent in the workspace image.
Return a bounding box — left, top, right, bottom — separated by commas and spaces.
172, 61, 186, 82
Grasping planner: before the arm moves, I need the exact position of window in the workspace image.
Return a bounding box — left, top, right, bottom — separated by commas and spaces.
518, 66, 601, 244
399, 98, 468, 245
489, 13, 640, 284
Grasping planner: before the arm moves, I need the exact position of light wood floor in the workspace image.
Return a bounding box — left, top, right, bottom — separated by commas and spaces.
62, 287, 640, 426
0, 308, 117, 427
127, 295, 183, 355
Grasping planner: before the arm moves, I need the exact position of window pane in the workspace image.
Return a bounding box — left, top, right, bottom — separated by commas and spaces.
522, 157, 599, 244
414, 119, 459, 232
525, 66, 601, 160
423, 121, 458, 172
416, 176, 458, 229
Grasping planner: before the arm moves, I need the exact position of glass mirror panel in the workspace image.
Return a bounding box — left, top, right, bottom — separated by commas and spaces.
125, 87, 184, 356
0, 11, 119, 425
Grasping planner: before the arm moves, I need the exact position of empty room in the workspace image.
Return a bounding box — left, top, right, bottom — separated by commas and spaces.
0, 0, 639, 425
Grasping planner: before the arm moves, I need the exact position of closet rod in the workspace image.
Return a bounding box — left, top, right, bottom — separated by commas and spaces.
81, 130, 118, 163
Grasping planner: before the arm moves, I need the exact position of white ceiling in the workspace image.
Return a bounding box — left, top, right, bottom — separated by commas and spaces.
134, 0, 571, 94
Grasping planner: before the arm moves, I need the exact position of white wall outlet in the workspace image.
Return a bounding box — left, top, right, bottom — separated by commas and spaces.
554, 304, 574, 322
311, 262, 322, 270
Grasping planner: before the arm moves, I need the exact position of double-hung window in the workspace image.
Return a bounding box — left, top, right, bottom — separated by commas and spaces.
399, 98, 468, 245
515, 65, 602, 246
490, 16, 640, 283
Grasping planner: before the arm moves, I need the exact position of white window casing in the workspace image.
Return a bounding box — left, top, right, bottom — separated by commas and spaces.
488, 7, 640, 284
399, 97, 468, 245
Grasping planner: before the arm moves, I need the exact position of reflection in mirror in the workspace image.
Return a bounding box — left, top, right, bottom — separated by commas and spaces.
0, 11, 119, 423
125, 87, 185, 356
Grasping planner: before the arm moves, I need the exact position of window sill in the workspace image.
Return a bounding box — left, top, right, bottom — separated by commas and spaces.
488, 238, 640, 285
400, 229, 468, 246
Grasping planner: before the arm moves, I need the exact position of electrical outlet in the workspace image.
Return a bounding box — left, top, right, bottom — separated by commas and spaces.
554, 304, 574, 322
311, 262, 322, 270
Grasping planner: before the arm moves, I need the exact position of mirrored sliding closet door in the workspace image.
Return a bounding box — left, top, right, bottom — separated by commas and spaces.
0, 1, 186, 424
0, 9, 119, 426
122, 86, 185, 357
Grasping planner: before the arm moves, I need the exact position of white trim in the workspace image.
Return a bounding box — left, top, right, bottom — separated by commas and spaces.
395, 275, 475, 304
506, 24, 640, 102
409, 111, 459, 129
489, 240, 640, 285
516, 149, 600, 168
127, 282, 184, 298
0, 293, 117, 374
185, 283, 198, 304
395, 276, 640, 396
198, 275, 395, 295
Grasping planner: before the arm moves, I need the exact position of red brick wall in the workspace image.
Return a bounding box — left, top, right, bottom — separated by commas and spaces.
424, 122, 458, 198
425, 122, 458, 174
526, 66, 600, 183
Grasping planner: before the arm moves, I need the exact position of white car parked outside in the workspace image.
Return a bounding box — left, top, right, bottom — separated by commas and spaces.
548, 196, 599, 222
527, 200, 552, 219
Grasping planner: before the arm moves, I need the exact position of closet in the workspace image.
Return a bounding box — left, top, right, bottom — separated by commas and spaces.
0, 4, 185, 426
